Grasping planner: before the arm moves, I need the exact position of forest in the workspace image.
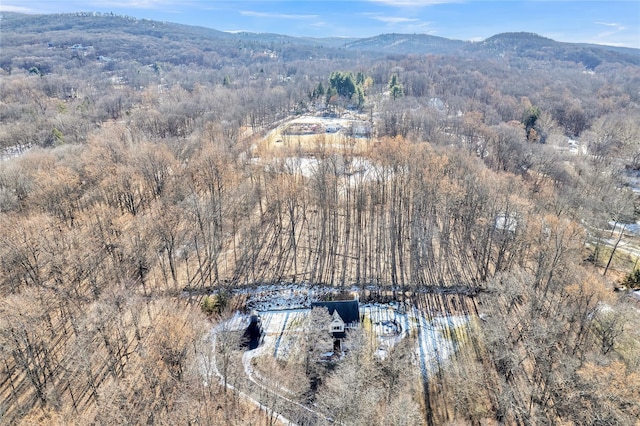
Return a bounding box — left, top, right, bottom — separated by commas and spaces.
1, 11, 640, 425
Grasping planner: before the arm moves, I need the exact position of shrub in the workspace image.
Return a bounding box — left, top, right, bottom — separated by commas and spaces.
622, 270, 640, 289
201, 293, 229, 316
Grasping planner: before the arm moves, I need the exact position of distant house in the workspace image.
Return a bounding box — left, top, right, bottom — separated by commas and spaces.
311, 300, 360, 351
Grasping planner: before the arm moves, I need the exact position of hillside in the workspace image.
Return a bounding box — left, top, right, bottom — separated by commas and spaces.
0, 12, 305, 69
342, 33, 467, 55
468, 32, 640, 69
1, 12, 639, 70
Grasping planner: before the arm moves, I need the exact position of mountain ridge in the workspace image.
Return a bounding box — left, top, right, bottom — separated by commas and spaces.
1, 12, 638, 68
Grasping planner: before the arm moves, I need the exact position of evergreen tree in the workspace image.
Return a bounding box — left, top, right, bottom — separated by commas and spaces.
329, 71, 356, 98
354, 86, 366, 109
388, 73, 403, 100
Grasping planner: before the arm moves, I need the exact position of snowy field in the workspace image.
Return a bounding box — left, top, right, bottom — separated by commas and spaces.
237, 302, 470, 379
216, 284, 473, 380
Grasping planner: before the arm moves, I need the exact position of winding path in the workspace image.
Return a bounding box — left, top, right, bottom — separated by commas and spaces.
210, 321, 334, 425
209, 325, 295, 425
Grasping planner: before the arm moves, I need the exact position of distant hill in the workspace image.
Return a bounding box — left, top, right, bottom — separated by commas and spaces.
341, 33, 468, 55
1, 13, 638, 68
0, 12, 362, 68
466, 32, 640, 69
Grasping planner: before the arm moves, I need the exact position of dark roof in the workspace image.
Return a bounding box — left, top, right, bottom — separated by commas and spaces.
311, 300, 360, 324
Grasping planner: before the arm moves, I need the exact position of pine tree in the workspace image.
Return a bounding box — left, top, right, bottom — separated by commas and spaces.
388, 73, 403, 100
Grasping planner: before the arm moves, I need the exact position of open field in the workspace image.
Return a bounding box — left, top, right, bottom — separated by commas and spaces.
254, 112, 373, 155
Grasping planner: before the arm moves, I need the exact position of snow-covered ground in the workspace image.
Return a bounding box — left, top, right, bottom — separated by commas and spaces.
233, 301, 470, 378
214, 284, 473, 381
608, 220, 640, 235
251, 155, 383, 190
625, 170, 640, 194
1, 144, 31, 161
362, 303, 470, 374
285, 114, 352, 129
241, 283, 358, 311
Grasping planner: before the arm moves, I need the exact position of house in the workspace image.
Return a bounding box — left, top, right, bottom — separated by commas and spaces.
311, 300, 360, 351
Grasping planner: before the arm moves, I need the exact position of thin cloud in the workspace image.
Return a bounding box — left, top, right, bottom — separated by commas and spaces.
368, 0, 461, 6
594, 21, 623, 28
364, 12, 432, 32
592, 21, 628, 43
371, 16, 419, 23
545, 24, 637, 49
240, 10, 319, 20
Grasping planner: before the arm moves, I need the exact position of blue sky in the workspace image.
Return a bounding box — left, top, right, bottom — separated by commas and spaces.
2, 1, 639, 48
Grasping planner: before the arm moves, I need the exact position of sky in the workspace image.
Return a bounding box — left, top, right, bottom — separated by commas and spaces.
2, 1, 639, 48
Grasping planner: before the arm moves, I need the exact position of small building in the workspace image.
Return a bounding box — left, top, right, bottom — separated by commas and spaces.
311, 300, 360, 351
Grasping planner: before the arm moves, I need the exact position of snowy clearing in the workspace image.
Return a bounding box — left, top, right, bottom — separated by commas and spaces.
234, 301, 470, 377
